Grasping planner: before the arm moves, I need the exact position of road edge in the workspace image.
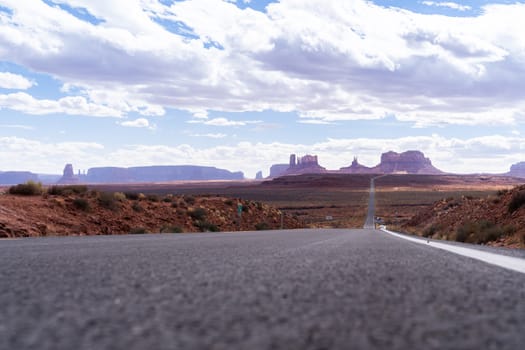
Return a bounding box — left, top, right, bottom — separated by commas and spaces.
381, 228, 525, 274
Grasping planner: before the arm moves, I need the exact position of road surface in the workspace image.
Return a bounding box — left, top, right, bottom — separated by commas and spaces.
1, 229, 524, 350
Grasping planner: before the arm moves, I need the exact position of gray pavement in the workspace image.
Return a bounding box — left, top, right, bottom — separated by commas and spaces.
1, 229, 524, 350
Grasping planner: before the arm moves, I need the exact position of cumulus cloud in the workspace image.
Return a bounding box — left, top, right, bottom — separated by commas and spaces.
0, 72, 35, 89
119, 118, 155, 129
421, 1, 472, 11
189, 133, 227, 138
0, 0, 524, 127
188, 117, 262, 126
0, 92, 122, 117
0, 136, 104, 173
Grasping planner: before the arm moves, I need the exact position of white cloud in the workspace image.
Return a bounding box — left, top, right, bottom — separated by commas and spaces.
0, 92, 122, 117
2, 135, 524, 176
421, 1, 472, 11
189, 117, 262, 126
0, 72, 35, 90
119, 118, 155, 129
0, 136, 104, 173
0, 124, 33, 130
0, 0, 524, 127
189, 133, 227, 138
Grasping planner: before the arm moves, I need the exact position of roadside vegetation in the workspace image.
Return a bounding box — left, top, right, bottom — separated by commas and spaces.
0, 183, 302, 238
398, 185, 525, 248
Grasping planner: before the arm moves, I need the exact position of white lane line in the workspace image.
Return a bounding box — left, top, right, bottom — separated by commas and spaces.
381, 228, 525, 274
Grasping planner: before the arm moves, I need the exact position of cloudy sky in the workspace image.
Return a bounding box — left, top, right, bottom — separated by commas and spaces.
1, 0, 524, 177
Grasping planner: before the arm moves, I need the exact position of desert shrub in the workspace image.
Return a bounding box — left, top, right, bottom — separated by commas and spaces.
189, 207, 207, 221
72, 198, 90, 211
456, 220, 507, 244
98, 192, 118, 211
242, 204, 249, 213
224, 199, 234, 206
423, 224, 440, 238
9, 181, 43, 196
48, 185, 88, 196
497, 189, 509, 196
256, 202, 264, 210
162, 197, 173, 203
171, 201, 178, 208
130, 227, 147, 234
477, 224, 502, 244
146, 194, 160, 202
124, 192, 140, 200
195, 221, 219, 232
113, 192, 126, 202
131, 202, 143, 212
160, 225, 183, 233
508, 190, 525, 213
184, 195, 196, 205
255, 222, 271, 231
455, 222, 477, 243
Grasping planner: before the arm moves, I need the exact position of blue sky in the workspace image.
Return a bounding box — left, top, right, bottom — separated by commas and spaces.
1, 0, 524, 177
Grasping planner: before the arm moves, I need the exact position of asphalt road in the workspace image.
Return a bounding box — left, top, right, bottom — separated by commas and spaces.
1, 229, 524, 350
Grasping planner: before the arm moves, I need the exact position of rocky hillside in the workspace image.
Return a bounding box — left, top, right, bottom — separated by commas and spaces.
0, 185, 302, 238
404, 185, 525, 248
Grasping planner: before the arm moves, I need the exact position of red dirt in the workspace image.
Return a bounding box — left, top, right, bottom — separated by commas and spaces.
0, 190, 302, 238
404, 186, 525, 248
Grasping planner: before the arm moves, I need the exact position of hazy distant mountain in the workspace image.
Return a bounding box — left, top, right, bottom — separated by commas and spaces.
0, 171, 39, 185
85, 165, 244, 183
507, 162, 525, 178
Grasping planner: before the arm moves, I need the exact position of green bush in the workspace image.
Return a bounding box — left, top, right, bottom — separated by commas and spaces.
423, 224, 440, 237
255, 222, 271, 231
9, 181, 43, 196
130, 227, 147, 234
48, 185, 88, 196
508, 190, 525, 213
497, 189, 509, 196
72, 198, 90, 211
146, 194, 160, 202
195, 221, 219, 232
160, 225, 183, 233
113, 192, 126, 202
124, 192, 140, 200
184, 195, 196, 205
456, 220, 508, 244
131, 202, 143, 212
189, 207, 207, 221
98, 192, 118, 211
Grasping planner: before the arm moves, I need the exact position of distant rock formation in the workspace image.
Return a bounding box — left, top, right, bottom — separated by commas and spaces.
0, 171, 39, 185
255, 171, 263, 180
57, 164, 80, 184
376, 151, 442, 174
339, 157, 375, 174
340, 151, 443, 175
85, 165, 244, 183
507, 162, 525, 178
269, 164, 289, 178
282, 154, 327, 175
